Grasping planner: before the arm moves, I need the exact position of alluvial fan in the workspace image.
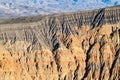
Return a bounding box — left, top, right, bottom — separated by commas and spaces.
0, 5, 120, 80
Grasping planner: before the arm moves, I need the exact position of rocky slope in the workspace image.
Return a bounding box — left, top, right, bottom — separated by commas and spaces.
0, 6, 120, 80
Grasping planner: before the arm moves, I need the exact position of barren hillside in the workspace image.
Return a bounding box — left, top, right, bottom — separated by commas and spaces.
0, 6, 120, 80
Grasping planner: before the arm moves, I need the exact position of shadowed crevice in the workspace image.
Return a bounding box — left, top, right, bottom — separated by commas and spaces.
82, 42, 96, 80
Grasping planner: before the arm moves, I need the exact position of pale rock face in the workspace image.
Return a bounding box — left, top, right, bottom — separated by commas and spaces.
0, 6, 120, 80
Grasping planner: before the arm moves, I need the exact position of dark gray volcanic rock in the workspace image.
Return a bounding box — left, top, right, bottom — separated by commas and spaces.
0, 5, 119, 80
0, 6, 120, 51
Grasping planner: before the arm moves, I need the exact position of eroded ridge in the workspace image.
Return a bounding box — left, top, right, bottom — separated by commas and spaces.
0, 6, 120, 80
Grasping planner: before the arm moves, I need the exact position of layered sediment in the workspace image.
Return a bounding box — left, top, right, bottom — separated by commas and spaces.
0, 6, 120, 80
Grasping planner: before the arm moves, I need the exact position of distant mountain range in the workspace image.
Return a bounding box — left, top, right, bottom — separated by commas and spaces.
0, 0, 120, 18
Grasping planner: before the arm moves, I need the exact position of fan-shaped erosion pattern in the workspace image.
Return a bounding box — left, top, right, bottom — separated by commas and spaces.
0, 6, 120, 80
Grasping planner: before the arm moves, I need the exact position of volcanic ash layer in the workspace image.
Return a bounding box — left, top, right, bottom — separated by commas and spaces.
0, 6, 120, 80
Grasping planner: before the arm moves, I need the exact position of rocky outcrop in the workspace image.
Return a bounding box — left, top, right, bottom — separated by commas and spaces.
0, 6, 120, 80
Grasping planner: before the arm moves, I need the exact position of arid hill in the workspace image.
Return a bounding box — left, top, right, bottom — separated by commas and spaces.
0, 6, 120, 80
